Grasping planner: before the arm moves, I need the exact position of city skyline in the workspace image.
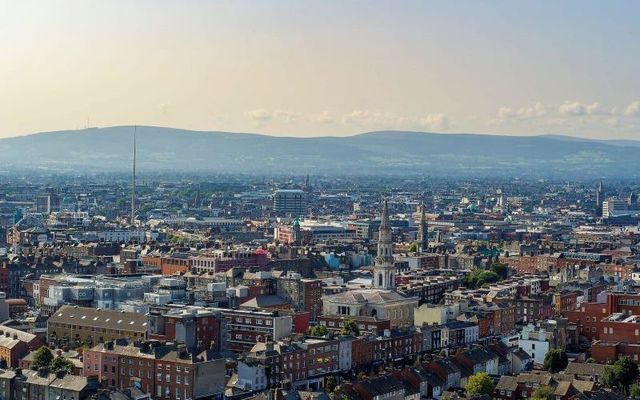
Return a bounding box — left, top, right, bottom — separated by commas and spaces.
2, 1, 639, 139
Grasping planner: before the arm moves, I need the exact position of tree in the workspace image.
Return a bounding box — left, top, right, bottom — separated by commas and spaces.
408, 242, 418, 253
464, 269, 501, 289
308, 325, 328, 337
531, 385, 555, 400
31, 347, 54, 370
543, 349, 568, 373
490, 262, 509, 280
630, 384, 640, 398
465, 372, 494, 397
341, 320, 360, 337
325, 376, 337, 393
357, 371, 368, 381
50, 357, 74, 373
604, 356, 640, 394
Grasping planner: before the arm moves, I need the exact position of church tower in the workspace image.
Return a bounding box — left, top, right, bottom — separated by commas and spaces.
417, 202, 428, 252
374, 195, 395, 290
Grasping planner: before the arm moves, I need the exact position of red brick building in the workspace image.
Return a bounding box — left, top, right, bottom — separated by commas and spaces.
563, 302, 608, 340
351, 330, 421, 369
0, 337, 28, 368
142, 254, 192, 275
591, 341, 640, 363
83, 341, 226, 400
555, 291, 579, 313
147, 306, 222, 352
317, 315, 391, 336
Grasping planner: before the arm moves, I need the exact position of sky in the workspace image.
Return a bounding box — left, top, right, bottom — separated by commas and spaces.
1, 1, 639, 139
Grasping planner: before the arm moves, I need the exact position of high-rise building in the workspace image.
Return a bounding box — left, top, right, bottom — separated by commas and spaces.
629, 191, 638, 207
35, 191, 61, 214
273, 189, 307, 216
602, 198, 629, 218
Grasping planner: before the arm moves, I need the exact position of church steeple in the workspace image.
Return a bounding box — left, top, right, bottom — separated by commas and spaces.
374, 195, 395, 290
417, 202, 428, 252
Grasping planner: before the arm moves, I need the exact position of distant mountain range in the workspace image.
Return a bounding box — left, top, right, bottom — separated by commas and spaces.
0, 126, 638, 177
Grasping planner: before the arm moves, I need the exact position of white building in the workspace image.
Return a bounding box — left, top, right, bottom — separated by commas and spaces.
414, 303, 460, 326
236, 361, 267, 391
518, 324, 550, 365
602, 199, 629, 218
338, 336, 354, 372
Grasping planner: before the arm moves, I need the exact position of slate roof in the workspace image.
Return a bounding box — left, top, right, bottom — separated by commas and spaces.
323, 289, 417, 305
48, 305, 147, 332
495, 376, 518, 391
564, 361, 607, 377
359, 375, 405, 396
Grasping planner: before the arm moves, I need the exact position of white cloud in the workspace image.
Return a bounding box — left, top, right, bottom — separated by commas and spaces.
245, 109, 273, 122
341, 110, 450, 131
273, 110, 298, 123
497, 102, 546, 121
558, 101, 601, 116
341, 110, 398, 127
312, 111, 335, 124
624, 101, 640, 117
245, 109, 299, 124
158, 102, 172, 116
418, 113, 450, 130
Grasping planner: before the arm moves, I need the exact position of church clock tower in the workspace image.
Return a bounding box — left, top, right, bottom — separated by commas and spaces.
373, 195, 395, 290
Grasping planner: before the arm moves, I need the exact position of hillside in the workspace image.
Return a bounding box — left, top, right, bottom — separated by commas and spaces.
0, 126, 637, 177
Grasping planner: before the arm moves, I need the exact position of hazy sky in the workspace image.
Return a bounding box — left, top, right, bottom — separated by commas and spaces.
1, 1, 639, 139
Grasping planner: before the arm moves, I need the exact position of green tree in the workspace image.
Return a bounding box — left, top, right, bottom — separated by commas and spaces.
543, 349, 569, 373
408, 242, 418, 253
490, 262, 509, 280
31, 347, 54, 370
50, 356, 74, 373
308, 325, 328, 337
531, 385, 555, 400
604, 356, 640, 394
630, 384, 640, 398
325, 376, 337, 393
341, 320, 360, 337
465, 372, 494, 396
465, 269, 501, 289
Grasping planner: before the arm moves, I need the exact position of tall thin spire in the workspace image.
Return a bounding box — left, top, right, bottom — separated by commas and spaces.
418, 201, 428, 252
131, 126, 136, 225
380, 195, 390, 229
